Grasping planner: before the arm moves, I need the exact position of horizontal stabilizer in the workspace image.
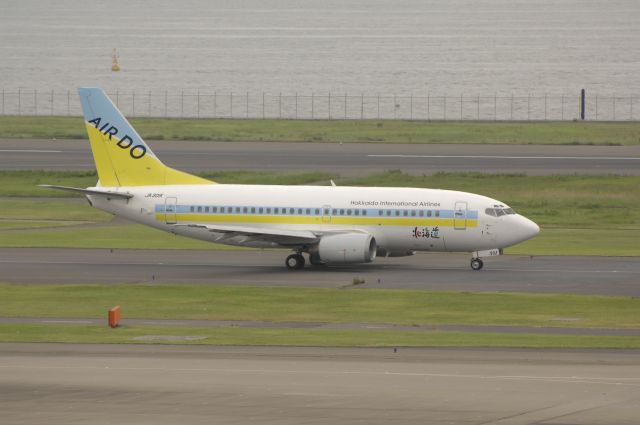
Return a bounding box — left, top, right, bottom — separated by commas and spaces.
39, 185, 133, 199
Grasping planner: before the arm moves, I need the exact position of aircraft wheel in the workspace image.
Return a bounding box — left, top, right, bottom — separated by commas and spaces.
286, 253, 305, 270
470, 258, 484, 271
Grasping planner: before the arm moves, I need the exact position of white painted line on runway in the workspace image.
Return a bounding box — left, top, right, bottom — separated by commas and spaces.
367, 154, 640, 160
1, 259, 638, 275
41, 320, 93, 324
0, 149, 63, 153
2, 365, 638, 387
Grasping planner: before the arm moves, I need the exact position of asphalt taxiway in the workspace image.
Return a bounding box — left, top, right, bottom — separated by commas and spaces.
2, 138, 640, 175
1, 343, 639, 425
2, 248, 639, 296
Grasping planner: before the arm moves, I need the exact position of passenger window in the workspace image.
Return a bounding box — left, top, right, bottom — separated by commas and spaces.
378, 210, 383, 216
205, 206, 209, 213
305, 208, 310, 215
190, 206, 195, 212
332, 209, 337, 215
266, 208, 271, 214
290, 208, 295, 214
362, 210, 367, 216
427, 210, 432, 217
411, 210, 416, 217
355, 209, 360, 216
395, 210, 400, 216
340, 209, 345, 215
197, 206, 202, 213
347, 209, 352, 215
435, 210, 440, 217
315, 208, 320, 215
259, 207, 264, 214
403, 210, 408, 217
386, 210, 391, 216
419, 210, 424, 217
324, 209, 330, 215
235, 207, 240, 213
298, 208, 303, 214
243, 207, 248, 213
212, 207, 217, 213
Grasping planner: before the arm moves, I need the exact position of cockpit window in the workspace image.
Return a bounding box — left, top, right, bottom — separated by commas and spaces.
485, 206, 516, 217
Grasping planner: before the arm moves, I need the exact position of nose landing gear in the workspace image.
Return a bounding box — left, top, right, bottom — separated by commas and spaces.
470, 258, 484, 271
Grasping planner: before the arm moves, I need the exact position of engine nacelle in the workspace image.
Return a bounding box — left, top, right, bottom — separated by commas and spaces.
316, 233, 377, 264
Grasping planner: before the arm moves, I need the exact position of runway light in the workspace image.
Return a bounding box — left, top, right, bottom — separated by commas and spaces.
108, 305, 121, 328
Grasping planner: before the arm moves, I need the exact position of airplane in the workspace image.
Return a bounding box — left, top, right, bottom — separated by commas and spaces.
42, 87, 540, 270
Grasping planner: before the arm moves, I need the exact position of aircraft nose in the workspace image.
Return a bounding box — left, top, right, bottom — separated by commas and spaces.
518, 215, 540, 241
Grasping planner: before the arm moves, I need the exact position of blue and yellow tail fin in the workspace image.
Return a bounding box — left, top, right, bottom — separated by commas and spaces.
78, 87, 213, 187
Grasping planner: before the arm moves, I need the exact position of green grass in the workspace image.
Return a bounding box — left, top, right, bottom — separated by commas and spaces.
0, 324, 638, 348
1, 223, 637, 255
0, 223, 240, 249
0, 220, 89, 230
0, 198, 112, 221
2, 116, 640, 145
509, 228, 640, 256
2, 171, 639, 255
0, 170, 336, 197
344, 171, 640, 229
1, 284, 638, 329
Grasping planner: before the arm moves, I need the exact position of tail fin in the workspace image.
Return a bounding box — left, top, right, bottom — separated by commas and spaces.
78, 87, 213, 187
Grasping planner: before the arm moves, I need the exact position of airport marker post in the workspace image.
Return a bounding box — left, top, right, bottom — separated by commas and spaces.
108, 306, 121, 328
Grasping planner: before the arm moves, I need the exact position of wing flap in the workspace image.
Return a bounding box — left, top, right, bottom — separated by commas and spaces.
175, 223, 319, 244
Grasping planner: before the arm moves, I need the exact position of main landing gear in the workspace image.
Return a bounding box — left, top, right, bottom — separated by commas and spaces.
470, 258, 484, 271
285, 253, 305, 270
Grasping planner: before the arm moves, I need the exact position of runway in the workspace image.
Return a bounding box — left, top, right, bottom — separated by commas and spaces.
1, 343, 638, 425
2, 248, 639, 296
3, 138, 640, 175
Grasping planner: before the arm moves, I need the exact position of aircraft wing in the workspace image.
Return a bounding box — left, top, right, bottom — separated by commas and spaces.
174, 223, 320, 246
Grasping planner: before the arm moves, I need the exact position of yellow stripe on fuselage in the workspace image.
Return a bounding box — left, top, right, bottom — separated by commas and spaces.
156, 213, 478, 228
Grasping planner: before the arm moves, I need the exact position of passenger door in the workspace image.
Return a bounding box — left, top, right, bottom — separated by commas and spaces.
454, 201, 467, 230
165, 197, 177, 224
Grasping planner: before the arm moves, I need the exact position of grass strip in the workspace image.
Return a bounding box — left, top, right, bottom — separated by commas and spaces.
3, 171, 640, 228
1, 284, 638, 329
0, 198, 112, 221
1, 116, 640, 145
1, 223, 638, 255
0, 170, 336, 197
0, 224, 239, 250
2, 171, 639, 255
0, 324, 638, 348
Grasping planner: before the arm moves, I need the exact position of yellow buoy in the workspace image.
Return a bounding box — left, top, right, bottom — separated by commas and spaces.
111, 48, 120, 72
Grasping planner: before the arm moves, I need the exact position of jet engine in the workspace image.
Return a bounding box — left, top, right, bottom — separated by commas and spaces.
314, 233, 377, 264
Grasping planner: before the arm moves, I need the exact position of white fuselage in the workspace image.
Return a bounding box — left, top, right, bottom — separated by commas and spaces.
88, 184, 539, 256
